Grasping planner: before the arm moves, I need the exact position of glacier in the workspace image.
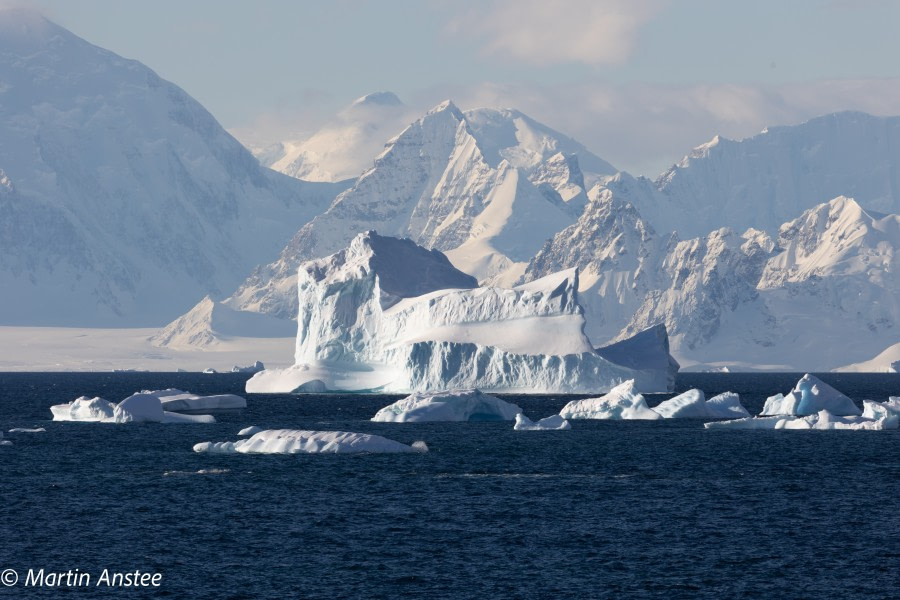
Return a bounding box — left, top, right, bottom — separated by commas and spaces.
371, 389, 522, 423
246, 231, 678, 394
193, 429, 427, 455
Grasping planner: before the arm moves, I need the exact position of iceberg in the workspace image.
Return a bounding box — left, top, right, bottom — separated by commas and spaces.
651, 389, 708, 418
514, 414, 571, 431
231, 361, 265, 373
50, 393, 216, 424
705, 410, 897, 430
371, 389, 522, 423
862, 397, 900, 420
247, 232, 678, 394
50, 396, 116, 422
144, 388, 247, 412
238, 426, 263, 436
704, 392, 751, 418
559, 380, 662, 420
193, 429, 426, 454
760, 374, 861, 416
651, 390, 750, 419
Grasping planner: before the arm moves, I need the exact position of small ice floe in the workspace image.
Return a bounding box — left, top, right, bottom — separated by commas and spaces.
194, 429, 428, 455
8, 428, 46, 433
862, 397, 900, 420
50, 393, 215, 424
559, 380, 661, 420
163, 468, 231, 477
760, 374, 861, 416
513, 414, 571, 431
238, 426, 262, 436
704, 410, 897, 431
203, 368, 217, 374
371, 389, 522, 423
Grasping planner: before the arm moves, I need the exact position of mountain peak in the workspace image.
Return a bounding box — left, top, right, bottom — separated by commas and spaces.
350, 91, 403, 108
426, 99, 463, 118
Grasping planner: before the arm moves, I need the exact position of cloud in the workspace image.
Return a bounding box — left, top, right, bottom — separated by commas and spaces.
446, 0, 666, 66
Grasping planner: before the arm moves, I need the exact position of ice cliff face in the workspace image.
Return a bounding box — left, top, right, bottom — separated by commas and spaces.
227, 101, 617, 320
0, 10, 346, 326
246, 232, 677, 394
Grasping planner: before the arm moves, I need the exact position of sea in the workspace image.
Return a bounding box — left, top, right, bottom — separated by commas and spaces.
0, 372, 897, 599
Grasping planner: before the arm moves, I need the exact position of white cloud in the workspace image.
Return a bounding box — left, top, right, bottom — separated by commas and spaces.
447, 0, 666, 66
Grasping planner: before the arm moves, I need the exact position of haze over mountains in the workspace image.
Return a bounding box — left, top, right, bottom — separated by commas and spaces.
1, 10, 897, 371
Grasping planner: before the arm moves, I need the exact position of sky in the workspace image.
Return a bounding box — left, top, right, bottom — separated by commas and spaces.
18, 0, 900, 175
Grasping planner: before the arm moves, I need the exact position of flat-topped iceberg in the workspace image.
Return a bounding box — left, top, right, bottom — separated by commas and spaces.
247, 232, 678, 395
559, 380, 662, 420
705, 410, 897, 430
51, 393, 216, 424
760, 374, 861, 416
193, 429, 427, 454
372, 389, 522, 422
652, 390, 750, 419
145, 388, 247, 412
514, 414, 571, 431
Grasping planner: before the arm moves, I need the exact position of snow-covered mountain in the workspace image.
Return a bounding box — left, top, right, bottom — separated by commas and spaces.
597, 112, 900, 239
226, 100, 617, 320
259, 91, 416, 182
0, 9, 346, 326
528, 194, 898, 371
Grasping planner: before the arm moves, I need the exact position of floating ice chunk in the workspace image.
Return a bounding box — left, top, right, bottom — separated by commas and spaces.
371, 389, 522, 422
514, 414, 571, 431
652, 389, 707, 418
238, 426, 263, 436
231, 361, 265, 373
51, 393, 215, 424
114, 393, 166, 423
760, 374, 861, 416
50, 396, 116, 422
145, 388, 247, 412
705, 410, 897, 430
704, 392, 750, 418
193, 429, 426, 454
8, 428, 45, 433
559, 380, 662, 420
203, 368, 217, 374
862, 398, 900, 420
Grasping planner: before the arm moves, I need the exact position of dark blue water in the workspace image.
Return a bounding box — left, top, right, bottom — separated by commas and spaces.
1, 372, 898, 599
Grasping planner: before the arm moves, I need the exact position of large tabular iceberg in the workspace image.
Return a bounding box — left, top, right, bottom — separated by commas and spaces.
193, 429, 427, 454
371, 389, 522, 423
246, 232, 678, 394
760, 374, 861, 416
559, 380, 662, 420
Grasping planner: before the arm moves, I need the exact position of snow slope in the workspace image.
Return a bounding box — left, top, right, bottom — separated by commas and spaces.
0, 9, 346, 326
